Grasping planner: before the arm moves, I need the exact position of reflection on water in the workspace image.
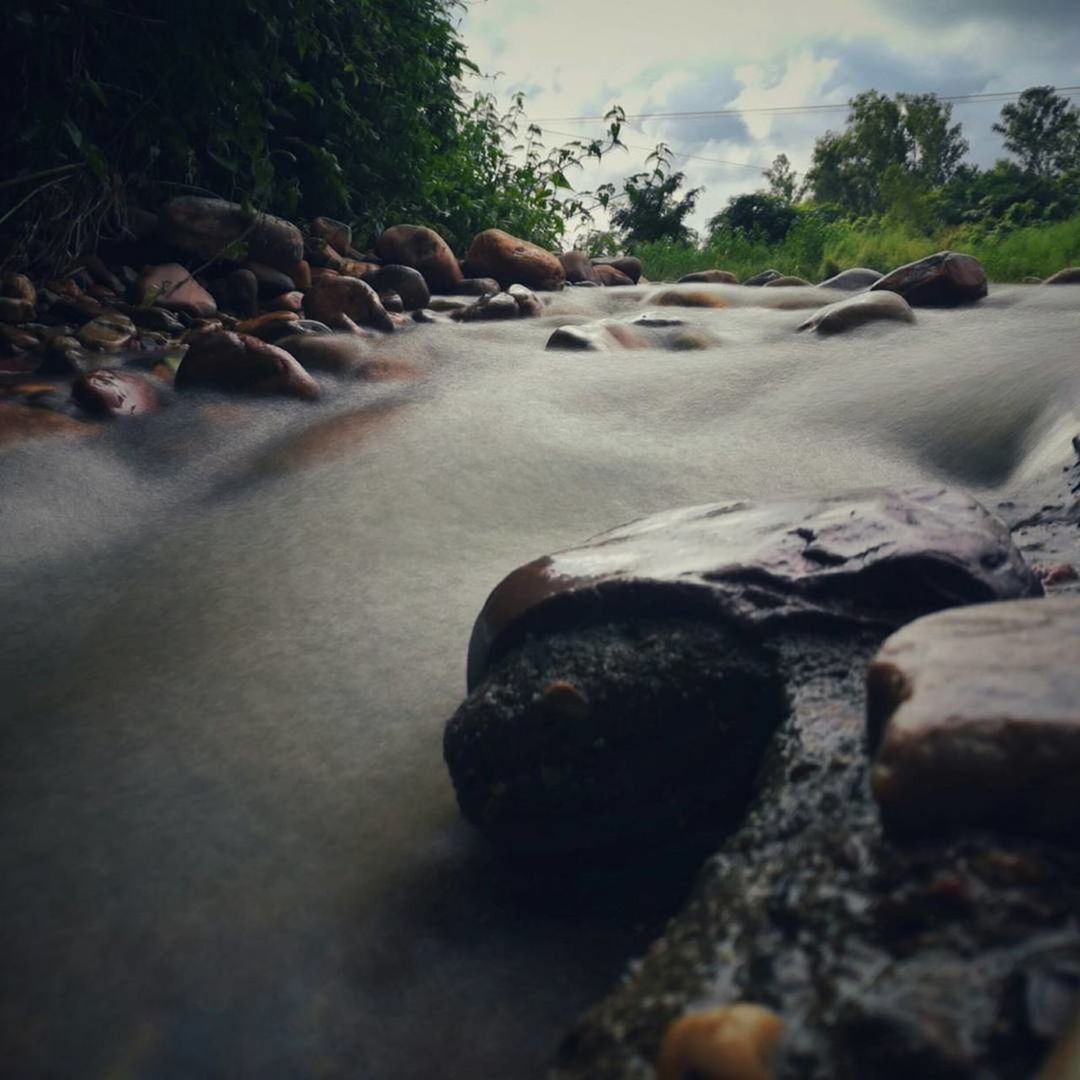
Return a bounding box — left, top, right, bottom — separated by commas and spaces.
1, 283, 1077, 1077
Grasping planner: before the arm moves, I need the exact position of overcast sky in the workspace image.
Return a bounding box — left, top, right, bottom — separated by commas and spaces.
456, 0, 1080, 238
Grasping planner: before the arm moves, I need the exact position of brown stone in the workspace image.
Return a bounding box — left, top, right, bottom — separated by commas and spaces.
0, 298, 35, 325
159, 197, 303, 272
234, 311, 301, 339
290, 260, 312, 292
678, 269, 738, 285
175, 331, 320, 398
559, 251, 598, 284
0, 325, 41, 353
243, 261, 295, 299
304, 236, 347, 271
651, 289, 731, 309
871, 250, 988, 307
450, 277, 501, 297
374, 224, 463, 293
310, 216, 352, 257
362, 264, 430, 311
2, 273, 37, 307
1044, 267, 1080, 285
77, 312, 137, 351
545, 325, 611, 351
138, 263, 218, 318
656, 1005, 783, 1080
303, 275, 394, 333
868, 596, 1080, 838
379, 292, 404, 314
340, 259, 380, 279
0, 401, 100, 448
455, 292, 521, 322
464, 229, 565, 291
592, 264, 634, 287
268, 291, 304, 314
72, 369, 159, 417
509, 284, 543, 317
591, 256, 643, 283
797, 291, 915, 335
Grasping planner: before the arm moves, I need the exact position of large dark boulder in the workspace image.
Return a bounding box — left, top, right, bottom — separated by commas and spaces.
871, 250, 987, 307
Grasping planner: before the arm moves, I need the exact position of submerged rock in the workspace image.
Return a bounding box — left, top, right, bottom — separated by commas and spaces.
175, 331, 319, 398
742, 269, 782, 286
650, 289, 731, 309
764, 275, 812, 287
871, 250, 987, 307
1044, 267, 1080, 285
0, 401, 101, 447
797, 291, 915, 335
868, 595, 1080, 837
455, 291, 521, 322
545, 325, 611, 351
817, 267, 883, 291
71, 369, 159, 417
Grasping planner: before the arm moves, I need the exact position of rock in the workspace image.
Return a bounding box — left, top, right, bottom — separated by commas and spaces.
0, 298, 37, 325
362, 264, 430, 311
742, 269, 782, 286
678, 270, 738, 285
174, 331, 319, 399
304, 236, 347, 272
257, 318, 330, 346
591, 256, 642, 283
651, 289, 731, 309
80, 256, 124, 295
871, 250, 987, 307
268, 290, 304, 314
444, 617, 787, 853
763, 275, 812, 287
1024, 275, 1045, 284
0, 325, 41, 353
545, 325, 611, 351
159, 197, 303, 272
867, 596, 1080, 837
310, 216, 352, 256
1034, 563, 1079, 587
603, 323, 650, 349
464, 229, 565, 291
373, 224, 463, 293
669, 329, 719, 350
454, 291, 521, 322
559, 251, 598, 284
1044, 267, 1080, 285
509, 284, 543, 317
128, 306, 184, 333
243, 262, 295, 299
378, 292, 404, 314
209, 268, 259, 319
2, 273, 37, 307
631, 313, 685, 328
76, 312, 137, 351
655, 1005, 784, 1080
797, 291, 915, 335
303, 275, 394, 333
138, 263, 217, 318
234, 311, 301, 340
592, 264, 634, 287
817, 267, 883, 290
464, 487, 1040, 689
448, 277, 501, 297
277, 332, 374, 377
72, 369, 159, 417
290, 259, 312, 292
0, 401, 100, 448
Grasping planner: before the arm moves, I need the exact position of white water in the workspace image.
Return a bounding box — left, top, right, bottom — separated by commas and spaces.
1, 283, 1077, 1077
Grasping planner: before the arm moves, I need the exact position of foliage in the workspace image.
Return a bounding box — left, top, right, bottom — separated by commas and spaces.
992, 86, 1080, 177
763, 154, 799, 205
706, 193, 797, 244
607, 145, 702, 247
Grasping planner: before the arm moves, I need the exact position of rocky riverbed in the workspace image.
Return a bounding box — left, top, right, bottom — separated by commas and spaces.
1, 203, 1079, 1078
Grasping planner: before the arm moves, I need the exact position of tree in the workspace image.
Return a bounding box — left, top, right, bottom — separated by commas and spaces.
993, 86, 1080, 177
804, 90, 968, 215
609, 145, 702, 247
707, 193, 796, 243
763, 153, 798, 205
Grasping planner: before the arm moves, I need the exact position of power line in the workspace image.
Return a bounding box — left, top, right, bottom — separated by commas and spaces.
533, 85, 1080, 124
538, 126, 768, 171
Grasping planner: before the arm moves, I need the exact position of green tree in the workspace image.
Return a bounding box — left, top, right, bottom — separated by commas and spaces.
898, 93, 969, 187
763, 153, 798, 205
609, 145, 702, 247
992, 86, 1080, 177
707, 193, 796, 243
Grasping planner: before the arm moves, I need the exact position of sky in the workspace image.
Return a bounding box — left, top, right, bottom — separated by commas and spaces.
456, 0, 1080, 238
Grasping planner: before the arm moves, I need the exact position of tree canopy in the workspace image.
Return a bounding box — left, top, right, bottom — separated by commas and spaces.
992, 86, 1080, 177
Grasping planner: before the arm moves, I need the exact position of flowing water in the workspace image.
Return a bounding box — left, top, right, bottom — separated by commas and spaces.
1, 283, 1077, 1078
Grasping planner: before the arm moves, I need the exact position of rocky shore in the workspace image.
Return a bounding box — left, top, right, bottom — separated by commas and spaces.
2, 198, 1079, 1078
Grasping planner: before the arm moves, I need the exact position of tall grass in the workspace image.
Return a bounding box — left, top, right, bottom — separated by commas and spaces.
632, 213, 1080, 283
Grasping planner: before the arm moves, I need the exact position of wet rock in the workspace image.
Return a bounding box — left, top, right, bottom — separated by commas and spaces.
632, 312, 685, 328
303, 275, 394, 333
174, 331, 319, 399
669, 329, 719, 350
742, 269, 782, 286
509, 283, 544, 317
868, 596, 1080, 837
234, 311, 301, 340
871, 250, 987, 307
268, 290, 304, 313
448, 277, 501, 297
656, 1005, 784, 1080
545, 325, 611, 351
0, 325, 41, 353
444, 617, 787, 854
77, 312, 136, 351
2, 273, 37, 307
1034, 562, 1079, 587
604, 323, 651, 349
764, 275, 812, 287
817, 267, 883, 290
209, 268, 259, 319
464, 229, 565, 291
679, 269, 738, 285
128, 306, 184, 333
159, 197, 303, 272
310, 216, 352, 257
797, 291, 915, 335
1044, 267, 1080, 285
277, 332, 381, 377
72, 369, 159, 417
465, 486, 1041, 688
291, 259, 312, 293
0, 298, 36, 325
593, 264, 635, 287
591, 256, 642, 283
138, 263, 217, 318
244, 261, 295, 299
378, 292, 404, 314
374, 224, 463, 293
80, 256, 124, 295
427, 297, 472, 313
304, 235, 347, 271
0, 401, 100, 448
363, 264, 430, 311
454, 291, 520, 322
559, 251, 598, 284
651, 289, 731, 309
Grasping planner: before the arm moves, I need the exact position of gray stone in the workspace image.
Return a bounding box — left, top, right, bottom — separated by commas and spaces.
545, 325, 611, 351
817, 266, 884, 290
742, 268, 782, 286
868, 596, 1080, 837
797, 290, 915, 335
